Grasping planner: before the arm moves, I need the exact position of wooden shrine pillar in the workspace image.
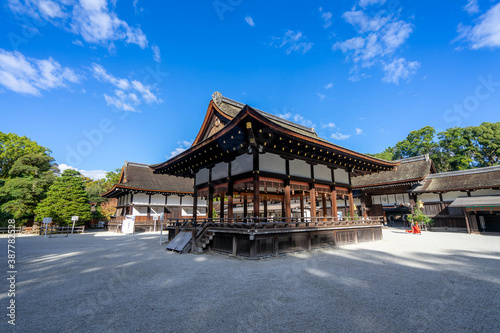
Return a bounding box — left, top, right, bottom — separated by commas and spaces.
253, 176, 260, 218
208, 187, 214, 219
243, 194, 248, 218
227, 186, 233, 220
263, 198, 268, 218
193, 188, 198, 221
310, 187, 317, 218
322, 193, 327, 219
219, 192, 225, 220
331, 188, 338, 219
348, 189, 355, 217
300, 192, 305, 221
284, 182, 291, 219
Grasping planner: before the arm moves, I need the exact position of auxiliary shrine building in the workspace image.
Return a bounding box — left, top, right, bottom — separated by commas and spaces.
150, 92, 399, 257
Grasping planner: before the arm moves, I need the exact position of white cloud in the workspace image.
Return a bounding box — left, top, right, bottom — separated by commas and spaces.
7, 0, 148, 49
271, 30, 313, 55
245, 16, 255, 27
319, 7, 332, 29
0, 49, 80, 96
321, 122, 336, 129
333, 7, 417, 83
324, 82, 333, 90
72, 39, 84, 47
358, 0, 387, 8
133, 0, 144, 14
382, 58, 420, 84
316, 92, 326, 101
463, 0, 480, 15
59, 163, 107, 180
277, 112, 315, 128
91, 63, 161, 111
330, 132, 351, 140
151, 44, 161, 63
355, 128, 363, 135
456, 3, 500, 49
169, 140, 193, 158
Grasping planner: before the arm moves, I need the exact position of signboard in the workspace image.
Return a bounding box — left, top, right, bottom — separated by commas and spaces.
337, 211, 343, 218
71, 216, 79, 221
153, 215, 159, 221
43, 217, 52, 224
121, 215, 136, 234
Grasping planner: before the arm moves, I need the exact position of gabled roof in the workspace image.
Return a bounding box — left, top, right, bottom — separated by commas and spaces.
152, 92, 399, 176
352, 155, 436, 189
411, 164, 500, 193
102, 161, 193, 198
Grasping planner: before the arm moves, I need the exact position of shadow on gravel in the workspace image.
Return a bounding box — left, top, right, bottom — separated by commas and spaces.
2, 232, 499, 333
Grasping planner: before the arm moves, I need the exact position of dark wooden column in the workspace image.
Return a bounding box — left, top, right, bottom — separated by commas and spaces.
219, 192, 225, 220
463, 207, 471, 234
322, 193, 327, 219
331, 188, 338, 219
243, 194, 248, 217
193, 188, 198, 220
147, 194, 152, 217
284, 183, 291, 219
300, 192, 305, 221
310, 164, 316, 218
348, 189, 355, 217
263, 197, 268, 217
253, 150, 260, 218
310, 187, 316, 218
208, 188, 214, 219
227, 162, 233, 220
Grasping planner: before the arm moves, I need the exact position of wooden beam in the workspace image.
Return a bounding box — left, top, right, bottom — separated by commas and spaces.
243, 194, 248, 218
263, 198, 268, 217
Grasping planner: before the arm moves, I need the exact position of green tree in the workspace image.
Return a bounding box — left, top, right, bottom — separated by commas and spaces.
393, 126, 438, 160
0, 154, 57, 222
470, 122, 500, 167
436, 127, 475, 171
0, 132, 50, 179
35, 169, 92, 225
368, 147, 394, 161
103, 168, 122, 191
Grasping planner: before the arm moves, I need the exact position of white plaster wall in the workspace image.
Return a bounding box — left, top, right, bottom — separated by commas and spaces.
289, 159, 310, 178
167, 195, 181, 205
442, 191, 463, 202
195, 168, 210, 185
132, 207, 148, 216
418, 193, 441, 203
315, 164, 332, 182
182, 196, 194, 206
150, 194, 165, 205
260, 153, 285, 174
212, 162, 228, 181
231, 154, 253, 175
133, 193, 149, 205
472, 189, 500, 196
334, 169, 349, 184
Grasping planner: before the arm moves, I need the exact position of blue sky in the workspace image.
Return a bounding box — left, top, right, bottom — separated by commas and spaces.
1, 0, 499, 179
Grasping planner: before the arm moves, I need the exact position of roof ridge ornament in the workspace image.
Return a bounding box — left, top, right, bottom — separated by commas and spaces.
212, 91, 222, 105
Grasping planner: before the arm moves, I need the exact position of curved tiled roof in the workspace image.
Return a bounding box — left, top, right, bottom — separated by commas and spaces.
352, 155, 434, 189
102, 162, 193, 197
412, 164, 500, 192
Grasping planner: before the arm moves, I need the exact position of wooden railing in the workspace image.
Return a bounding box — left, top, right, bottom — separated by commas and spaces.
167, 216, 384, 231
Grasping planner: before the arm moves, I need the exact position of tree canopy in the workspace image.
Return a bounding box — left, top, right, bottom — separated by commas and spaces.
0, 132, 51, 179
35, 169, 92, 225
370, 122, 500, 172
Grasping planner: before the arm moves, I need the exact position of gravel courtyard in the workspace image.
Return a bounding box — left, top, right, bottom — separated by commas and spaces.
1, 229, 499, 333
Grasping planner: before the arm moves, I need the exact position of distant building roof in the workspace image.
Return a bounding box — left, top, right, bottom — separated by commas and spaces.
102, 161, 193, 198
352, 155, 435, 190
449, 196, 500, 208
411, 164, 500, 193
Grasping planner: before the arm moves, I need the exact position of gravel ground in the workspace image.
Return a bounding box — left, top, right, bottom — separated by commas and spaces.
1, 229, 499, 333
